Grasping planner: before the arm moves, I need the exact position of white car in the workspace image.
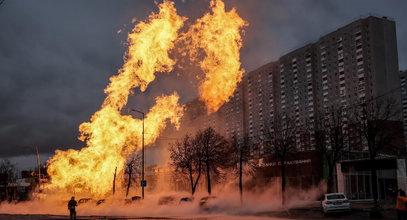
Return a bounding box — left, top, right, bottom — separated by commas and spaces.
321, 193, 351, 214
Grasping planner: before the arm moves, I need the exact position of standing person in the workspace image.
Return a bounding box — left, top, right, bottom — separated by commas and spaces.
67, 196, 78, 219
396, 190, 407, 220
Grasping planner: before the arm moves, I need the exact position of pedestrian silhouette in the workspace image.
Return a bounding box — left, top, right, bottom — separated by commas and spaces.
67, 196, 78, 219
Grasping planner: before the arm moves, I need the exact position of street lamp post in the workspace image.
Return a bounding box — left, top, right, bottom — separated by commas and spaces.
131, 108, 145, 200
25, 146, 41, 190
35, 146, 41, 190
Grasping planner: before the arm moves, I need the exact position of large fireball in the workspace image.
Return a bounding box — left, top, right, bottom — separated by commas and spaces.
46, 1, 185, 197
45, 0, 246, 197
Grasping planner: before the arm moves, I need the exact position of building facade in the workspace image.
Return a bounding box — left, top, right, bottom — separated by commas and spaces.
400, 70, 407, 149
219, 16, 401, 156
218, 16, 403, 197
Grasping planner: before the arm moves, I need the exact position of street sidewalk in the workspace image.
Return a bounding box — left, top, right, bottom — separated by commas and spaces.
350, 201, 396, 211
304, 200, 396, 211
283, 200, 398, 219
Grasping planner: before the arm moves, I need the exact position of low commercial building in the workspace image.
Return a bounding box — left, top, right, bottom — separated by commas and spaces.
337, 157, 406, 201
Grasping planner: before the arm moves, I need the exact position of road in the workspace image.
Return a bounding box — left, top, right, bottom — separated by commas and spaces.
0, 201, 398, 220
0, 208, 399, 220
0, 215, 285, 220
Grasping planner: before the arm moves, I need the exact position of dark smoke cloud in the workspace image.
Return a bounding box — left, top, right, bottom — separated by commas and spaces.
0, 0, 406, 161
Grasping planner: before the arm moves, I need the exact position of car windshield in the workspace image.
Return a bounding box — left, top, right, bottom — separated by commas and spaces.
327, 194, 345, 200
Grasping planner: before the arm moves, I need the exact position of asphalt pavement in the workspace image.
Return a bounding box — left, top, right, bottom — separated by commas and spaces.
0, 201, 399, 220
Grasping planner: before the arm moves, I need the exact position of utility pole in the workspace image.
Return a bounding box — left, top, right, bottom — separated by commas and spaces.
25, 146, 42, 190
113, 167, 117, 195
142, 112, 145, 200
35, 146, 41, 190
131, 108, 145, 200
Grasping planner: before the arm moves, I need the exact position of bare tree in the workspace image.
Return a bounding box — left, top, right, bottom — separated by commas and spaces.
195, 127, 229, 195
0, 159, 16, 201
0, 159, 16, 186
169, 134, 203, 195
231, 134, 252, 204
353, 97, 402, 215
314, 106, 346, 193
124, 153, 141, 197
264, 114, 297, 206
170, 128, 231, 195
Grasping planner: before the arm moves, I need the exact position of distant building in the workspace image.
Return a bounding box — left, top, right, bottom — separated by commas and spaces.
220, 16, 403, 198
400, 70, 407, 149
220, 15, 401, 157
0, 170, 37, 202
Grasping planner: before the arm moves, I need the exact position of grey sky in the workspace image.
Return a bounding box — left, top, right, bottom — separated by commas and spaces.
0, 0, 406, 168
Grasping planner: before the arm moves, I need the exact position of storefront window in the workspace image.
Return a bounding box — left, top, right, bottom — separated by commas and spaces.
344, 171, 372, 200
344, 170, 397, 201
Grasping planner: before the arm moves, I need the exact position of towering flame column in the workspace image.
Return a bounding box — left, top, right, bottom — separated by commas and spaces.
183, 0, 248, 113
46, 1, 185, 197
45, 0, 247, 197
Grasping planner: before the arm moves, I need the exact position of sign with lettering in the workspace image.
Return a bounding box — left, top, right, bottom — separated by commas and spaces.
257, 159, 312, 167
254, 151, 323, 178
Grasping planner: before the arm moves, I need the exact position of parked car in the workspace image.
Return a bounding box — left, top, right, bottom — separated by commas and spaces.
321, 193, 351, 214
158, 196, 175, 205
132, 196, 142, 201
96, 199, 105, 205
78, 198, 92, 205
125, 196, 142, 204
199, 196, 217, 211
179, 197, 193, 203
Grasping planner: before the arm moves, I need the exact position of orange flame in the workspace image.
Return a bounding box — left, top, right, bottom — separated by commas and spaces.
184, 0, 247, 113
45, 1, 185, 197
104, 0, 186, 110
44, 0, 247, 198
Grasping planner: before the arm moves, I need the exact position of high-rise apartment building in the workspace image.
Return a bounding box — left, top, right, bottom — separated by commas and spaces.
218, 16, 401, 157
278, 44, 317, 152
400, 70, 407, 148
